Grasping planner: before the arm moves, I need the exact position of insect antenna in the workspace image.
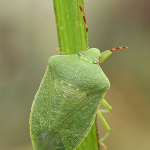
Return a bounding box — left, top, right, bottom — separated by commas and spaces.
110, 46, 128, 52
79, 4, 88, 33
79, 4, 88, 48
99, 46, 128, 63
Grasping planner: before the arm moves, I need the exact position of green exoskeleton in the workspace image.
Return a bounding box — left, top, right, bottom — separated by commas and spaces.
30, 4, 128, 150
30, 47, 127, 150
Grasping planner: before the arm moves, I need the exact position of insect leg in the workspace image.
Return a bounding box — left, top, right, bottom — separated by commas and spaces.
56, 47, 66, 55
100, 99, 112, 113
97, 99, 112, 149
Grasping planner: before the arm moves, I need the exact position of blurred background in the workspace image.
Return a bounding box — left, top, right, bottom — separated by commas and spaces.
0, 0, 150, 150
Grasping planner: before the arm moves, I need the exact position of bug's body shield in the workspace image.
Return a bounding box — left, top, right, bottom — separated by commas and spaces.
30, 52, 110, 150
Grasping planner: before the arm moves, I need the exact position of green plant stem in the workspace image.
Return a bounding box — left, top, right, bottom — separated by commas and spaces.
53, 0, 87, 54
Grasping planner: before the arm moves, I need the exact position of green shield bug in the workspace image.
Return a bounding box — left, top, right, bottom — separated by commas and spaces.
30, 4, 128, 150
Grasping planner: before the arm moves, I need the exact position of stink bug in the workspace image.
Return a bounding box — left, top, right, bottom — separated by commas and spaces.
30, 4, 128, 150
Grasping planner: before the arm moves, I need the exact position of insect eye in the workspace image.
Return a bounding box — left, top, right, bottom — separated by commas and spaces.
94, 60, 100, 66
79, 51, 84, 55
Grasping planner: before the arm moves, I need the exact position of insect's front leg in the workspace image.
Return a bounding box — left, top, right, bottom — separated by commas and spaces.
97, 99, 112, 150
56, 47, 66, 55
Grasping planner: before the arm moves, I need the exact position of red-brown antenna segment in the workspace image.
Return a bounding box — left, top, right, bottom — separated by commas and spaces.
79, 4, 88, 33
110, 46, 128, 52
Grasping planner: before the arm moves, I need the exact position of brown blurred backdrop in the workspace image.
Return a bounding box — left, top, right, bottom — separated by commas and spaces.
0, 0, 150, 150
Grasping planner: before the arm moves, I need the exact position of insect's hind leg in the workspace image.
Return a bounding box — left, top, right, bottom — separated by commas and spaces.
97, 99, 112, 150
